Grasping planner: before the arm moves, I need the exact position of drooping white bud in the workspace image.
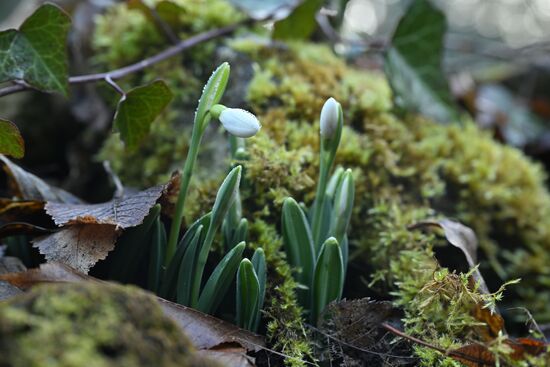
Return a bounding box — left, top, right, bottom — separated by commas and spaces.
319, 97, 340, 138
218, 108, 261, 138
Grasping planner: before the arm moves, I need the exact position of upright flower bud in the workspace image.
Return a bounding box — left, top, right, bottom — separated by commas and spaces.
319, 97, 341, 138
211, 104, 261, 138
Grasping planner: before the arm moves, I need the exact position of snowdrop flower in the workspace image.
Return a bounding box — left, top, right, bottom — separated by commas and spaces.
211, 104, 261, 138
319, 97, 341, 138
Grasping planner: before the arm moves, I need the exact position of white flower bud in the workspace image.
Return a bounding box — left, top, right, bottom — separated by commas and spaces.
319, 97, 340, 138
219, 108, 261, 138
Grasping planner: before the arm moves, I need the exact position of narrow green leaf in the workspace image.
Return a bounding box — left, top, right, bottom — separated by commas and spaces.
311, 237, 343, 324
107, 204, 161, 282
197, 241, 245, 314
195, 62, 230, 130
159, 213, 211, 299
147, 215, 167, 293
384, 0, 458, 123
234, 218, 248, 246
0, 4, 70, 95
176, 224, 204, 306
0, 119, 24, 158
114, 80, 173, 151
273, 0, 322, 40
325, 166, 344, 200
236, 258, 260, 331
191, 165, 242, 306
251, 247, 266, 331
330, 169, 354, 246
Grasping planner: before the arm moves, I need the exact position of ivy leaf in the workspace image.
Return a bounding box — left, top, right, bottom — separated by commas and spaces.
384, 0, 458, 123
113, 80, 173, 151
0, 119, 24, 158
0, 4, 70, 95
272, 0, 322, 40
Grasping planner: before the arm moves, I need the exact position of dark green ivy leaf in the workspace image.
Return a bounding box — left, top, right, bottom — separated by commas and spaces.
113, 80, 173, 151
0, 119, 24, 158
272, 0, 322, 40
384, 0, 458, 123
0, 4, 70, 96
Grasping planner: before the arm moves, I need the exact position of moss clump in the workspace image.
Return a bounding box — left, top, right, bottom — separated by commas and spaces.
0, 282, 210, 367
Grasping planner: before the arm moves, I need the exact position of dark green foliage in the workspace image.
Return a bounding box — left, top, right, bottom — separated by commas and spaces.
0, 4, 70, 95
114, 80, 173, 150
385, 0, 458, 123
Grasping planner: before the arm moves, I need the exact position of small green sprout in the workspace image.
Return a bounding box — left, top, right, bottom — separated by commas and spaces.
281, 97, 354, 324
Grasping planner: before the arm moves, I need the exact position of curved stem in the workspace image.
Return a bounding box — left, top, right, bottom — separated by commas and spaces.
165, 123, 203, 265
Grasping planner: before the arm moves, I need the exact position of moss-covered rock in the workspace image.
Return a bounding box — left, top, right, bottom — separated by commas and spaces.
0, 282, 211, 367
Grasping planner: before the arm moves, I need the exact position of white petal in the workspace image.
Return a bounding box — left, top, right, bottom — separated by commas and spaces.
320, 97, 340, 138
219, 108, 261, 138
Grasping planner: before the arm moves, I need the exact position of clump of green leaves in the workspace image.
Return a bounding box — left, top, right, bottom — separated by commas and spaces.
282, 98, 355, 324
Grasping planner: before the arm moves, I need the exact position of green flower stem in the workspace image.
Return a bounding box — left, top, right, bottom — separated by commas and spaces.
311, 139, 333, 248
166, 121, 204, 265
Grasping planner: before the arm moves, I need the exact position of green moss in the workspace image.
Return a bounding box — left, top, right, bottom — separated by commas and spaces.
0, 282, 211, 367
92, 0, 550, 364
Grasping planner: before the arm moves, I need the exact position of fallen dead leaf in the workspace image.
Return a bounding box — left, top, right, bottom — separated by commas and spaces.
409, 219, 489, 294
33, 180, 169, 273
0, 155, 82, 203
0, 257, 25, 300
33, 224, 119, 273
0, 222, 52, 238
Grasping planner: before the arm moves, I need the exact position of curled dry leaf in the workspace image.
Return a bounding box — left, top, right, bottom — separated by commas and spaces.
409, 219, 489, 294
45, 184, 165, 228
0, 155, 82, 203
34, 183, 167, 273
33, 224, 120, 273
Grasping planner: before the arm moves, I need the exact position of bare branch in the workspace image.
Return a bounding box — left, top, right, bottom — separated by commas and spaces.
0, 21, 246, 98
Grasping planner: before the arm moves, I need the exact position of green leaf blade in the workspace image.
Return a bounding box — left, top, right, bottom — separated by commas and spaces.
197, 241, 245, 314
236, 258, 260, 331
0, 119, 24, 158
311, 237, 343, 324
113, 80, 173, 151
384, 0, 458, 123
194, 62, 230, 129
282, 197, 315, 288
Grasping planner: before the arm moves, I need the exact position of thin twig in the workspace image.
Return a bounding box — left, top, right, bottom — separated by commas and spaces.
104, 76, 125, 96
0, 21, 247, 98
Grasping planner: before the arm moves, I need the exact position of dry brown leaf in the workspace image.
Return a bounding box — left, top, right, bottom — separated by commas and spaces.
451, 344, 495, 367
34, 182, 168, 273
0, 261, 90, 289
45, 184, 165, 228
472, 303, 505, 342
33, 224, 119, 273
0, 222, 52, 238
0, 257, 25, 300
158, 298, 264, 352
197, 345, 256, 367
0, 199, 46, 221
410, 219, 489, 294
0, 155, 82, 203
